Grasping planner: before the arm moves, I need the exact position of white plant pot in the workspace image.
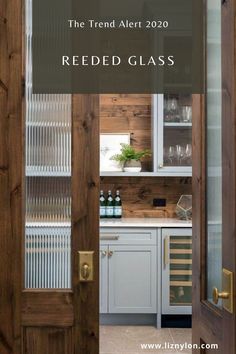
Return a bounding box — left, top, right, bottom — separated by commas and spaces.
123, 160, 142, 172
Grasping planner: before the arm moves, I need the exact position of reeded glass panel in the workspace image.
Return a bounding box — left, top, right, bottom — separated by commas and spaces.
206, 0, 222, 306
25, 0, 72, 289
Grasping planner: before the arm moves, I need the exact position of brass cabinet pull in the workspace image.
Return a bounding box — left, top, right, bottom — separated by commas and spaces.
164, 236, 169, 266
100, 250, 107, 257
108, 251, 113, 257
159, 164, 163, 169
100, 235, 119, 241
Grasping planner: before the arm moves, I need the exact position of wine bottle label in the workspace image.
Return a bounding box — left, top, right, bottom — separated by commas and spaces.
106, 206, 114, 216
100, 206, 106, 216
114, 206, 122, 216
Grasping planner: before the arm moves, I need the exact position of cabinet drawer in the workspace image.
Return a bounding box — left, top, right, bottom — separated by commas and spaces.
100, 228, 157, 245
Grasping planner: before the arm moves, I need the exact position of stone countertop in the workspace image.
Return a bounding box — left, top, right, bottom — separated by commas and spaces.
100, 218, 192, 228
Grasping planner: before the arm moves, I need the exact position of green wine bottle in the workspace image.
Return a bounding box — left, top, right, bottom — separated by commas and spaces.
114, 190, 122, 218
106, 190, 114, 218
100, 190, 106, 218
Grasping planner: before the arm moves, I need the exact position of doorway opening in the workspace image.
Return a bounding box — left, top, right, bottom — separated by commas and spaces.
98, 93, 193, 354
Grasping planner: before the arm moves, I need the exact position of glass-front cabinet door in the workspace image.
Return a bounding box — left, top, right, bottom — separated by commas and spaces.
162, 228, 192, 314
153, 94, 192, 176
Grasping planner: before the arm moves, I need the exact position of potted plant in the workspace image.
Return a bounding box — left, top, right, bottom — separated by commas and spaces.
110, 143, 151, 172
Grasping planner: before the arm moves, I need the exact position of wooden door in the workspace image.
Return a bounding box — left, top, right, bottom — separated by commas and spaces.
0, 0, 99, 353
192, 0, 236, 352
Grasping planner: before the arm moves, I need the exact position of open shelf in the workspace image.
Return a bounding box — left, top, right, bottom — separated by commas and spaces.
100, 171, 192, 177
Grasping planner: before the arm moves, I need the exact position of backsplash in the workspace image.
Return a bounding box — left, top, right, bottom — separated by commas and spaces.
100, 177, 192, 218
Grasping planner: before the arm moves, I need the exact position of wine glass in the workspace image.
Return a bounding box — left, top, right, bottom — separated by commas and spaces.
176, 145, 185, 165
185, 144, 192, 165
167, 146, 175, 165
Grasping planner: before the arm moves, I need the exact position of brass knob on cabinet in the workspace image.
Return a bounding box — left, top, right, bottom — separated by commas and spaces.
108, 251, 113, 257
101, 250, 107, 257
212, 287, 229, 304
159, 164, 163, 169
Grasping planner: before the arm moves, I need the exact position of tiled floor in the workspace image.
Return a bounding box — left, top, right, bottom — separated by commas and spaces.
100, 326, 192, 354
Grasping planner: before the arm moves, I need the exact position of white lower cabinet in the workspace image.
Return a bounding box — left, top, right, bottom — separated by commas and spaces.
100, 226, 192, 319
100, 228, 157, 314
108, 245, 157, 313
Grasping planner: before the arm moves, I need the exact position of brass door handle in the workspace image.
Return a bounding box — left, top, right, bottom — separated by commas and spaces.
212, 287, 230, 304
81, 263, 91, 280
78, 251, 94, 282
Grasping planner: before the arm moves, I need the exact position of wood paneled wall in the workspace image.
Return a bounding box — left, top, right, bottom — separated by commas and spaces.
100, 94, 192, 218
100, 177, 192, 218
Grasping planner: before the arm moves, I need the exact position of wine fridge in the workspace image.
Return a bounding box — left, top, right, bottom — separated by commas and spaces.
162, 228, 192, 315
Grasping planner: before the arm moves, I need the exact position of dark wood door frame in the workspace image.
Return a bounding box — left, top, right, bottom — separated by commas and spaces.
192, 0, 236, 352
0, 0, 100, 353
0, 0, 23, 352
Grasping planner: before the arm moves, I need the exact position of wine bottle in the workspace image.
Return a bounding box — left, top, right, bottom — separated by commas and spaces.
100, 190, 106, 218
106, 190, 114, 218
114, 190, 122, 218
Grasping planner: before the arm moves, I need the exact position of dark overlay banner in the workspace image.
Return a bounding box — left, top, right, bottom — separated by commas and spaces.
33, 0, 204, 93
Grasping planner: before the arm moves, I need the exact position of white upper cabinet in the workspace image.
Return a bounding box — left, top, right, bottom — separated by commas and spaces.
153, 94, 192, 177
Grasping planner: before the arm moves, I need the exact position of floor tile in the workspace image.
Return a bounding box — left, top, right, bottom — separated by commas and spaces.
100, 326, 192, 353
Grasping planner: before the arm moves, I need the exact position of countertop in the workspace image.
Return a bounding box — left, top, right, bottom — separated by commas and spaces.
100, 218, 192, 228
26, 218, 192, 228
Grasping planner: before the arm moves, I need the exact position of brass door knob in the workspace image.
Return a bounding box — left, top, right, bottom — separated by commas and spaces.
81, 263, 91, 280
212, 287, 230, 304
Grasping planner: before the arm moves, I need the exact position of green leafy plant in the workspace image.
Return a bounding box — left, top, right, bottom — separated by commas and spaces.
110, 143, 151, 163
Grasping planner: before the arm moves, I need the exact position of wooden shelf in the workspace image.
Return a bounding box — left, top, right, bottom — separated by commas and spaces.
170, 239, 192, 244
170, 249, 192, 254
170, 281, 192, 287
170, 259, 192, 264
170, 270, 192, 275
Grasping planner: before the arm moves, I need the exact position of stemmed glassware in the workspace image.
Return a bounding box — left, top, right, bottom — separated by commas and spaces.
164, 144, 192, 166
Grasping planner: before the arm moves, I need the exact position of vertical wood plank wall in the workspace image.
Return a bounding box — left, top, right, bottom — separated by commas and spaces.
0, 0, 23, 353
100, 94, 192, 218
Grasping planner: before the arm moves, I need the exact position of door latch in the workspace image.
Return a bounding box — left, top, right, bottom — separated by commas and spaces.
78, 251, 94, 282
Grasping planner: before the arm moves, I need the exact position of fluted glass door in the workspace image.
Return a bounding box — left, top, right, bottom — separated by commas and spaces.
25, 0, 72, 289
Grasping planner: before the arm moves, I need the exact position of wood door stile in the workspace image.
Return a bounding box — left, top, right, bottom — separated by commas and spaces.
0, 0, 23, 353
72, 95, 100, 353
